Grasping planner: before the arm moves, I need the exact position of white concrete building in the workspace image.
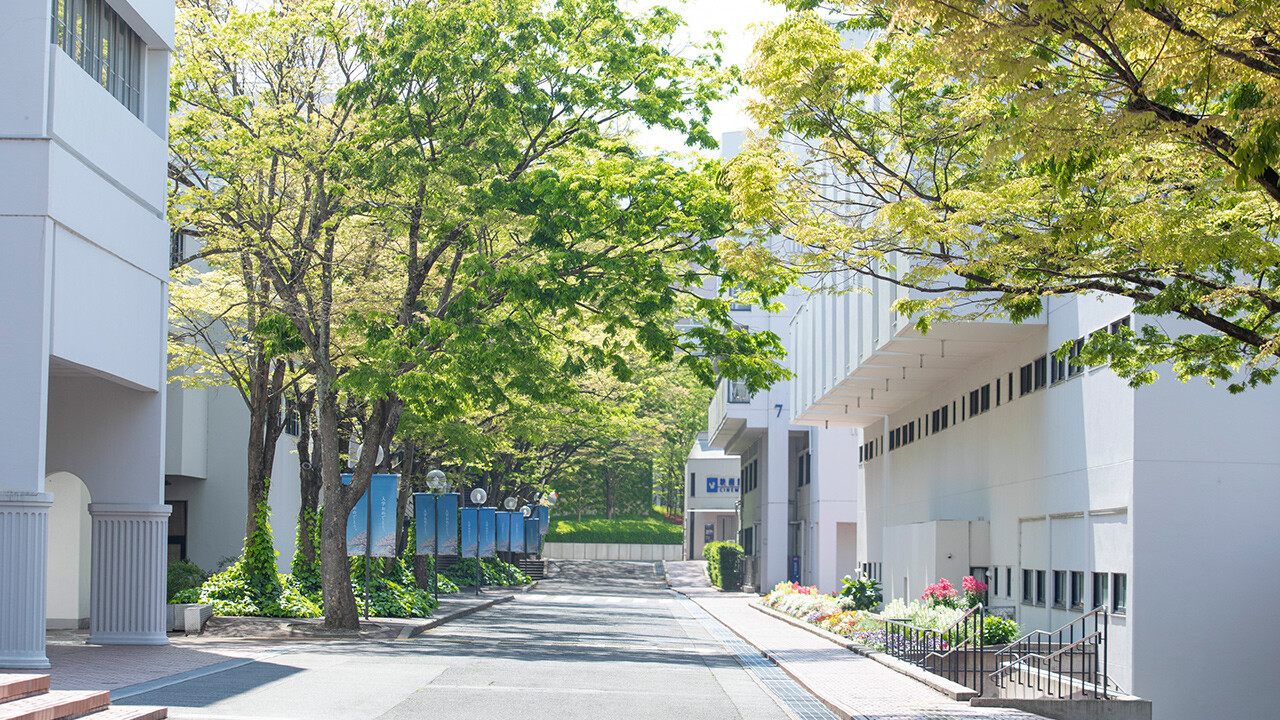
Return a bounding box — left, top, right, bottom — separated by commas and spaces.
790, 271, 1280, 720
0, 0, 174, 667
682, 432, 740, 560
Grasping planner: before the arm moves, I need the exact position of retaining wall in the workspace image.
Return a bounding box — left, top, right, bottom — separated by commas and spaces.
542, 543, 682, 561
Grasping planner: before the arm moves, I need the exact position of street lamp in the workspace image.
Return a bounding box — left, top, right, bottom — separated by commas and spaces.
426, 469, 447, 493
503, 497, 518, 511
470, 488, 487, 506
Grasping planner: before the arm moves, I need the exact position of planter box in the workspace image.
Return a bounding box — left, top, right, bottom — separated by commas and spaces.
166, 603, 213, 633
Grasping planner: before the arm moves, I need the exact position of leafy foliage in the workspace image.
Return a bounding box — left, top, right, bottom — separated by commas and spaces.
703, 541, 744, 590
838, 574, 882, 611
725, 0, 1280, 391
167, 560, 208, 604
441, 558, 532, 588
546, 515, 683, 544
348, 556, 439, 617
196, 558, 322, 618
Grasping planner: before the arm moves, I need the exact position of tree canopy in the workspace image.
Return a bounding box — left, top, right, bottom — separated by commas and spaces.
726, 0, 1280, 391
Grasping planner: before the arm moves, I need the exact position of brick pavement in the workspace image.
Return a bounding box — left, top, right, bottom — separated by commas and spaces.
664, 561, 1045, 720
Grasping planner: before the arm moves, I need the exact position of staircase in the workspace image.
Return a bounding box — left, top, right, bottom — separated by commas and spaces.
0, 674, 166, 720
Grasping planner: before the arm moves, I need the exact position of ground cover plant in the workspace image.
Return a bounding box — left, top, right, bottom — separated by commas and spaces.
546, 515, 683, 544
441, 558, 532, 588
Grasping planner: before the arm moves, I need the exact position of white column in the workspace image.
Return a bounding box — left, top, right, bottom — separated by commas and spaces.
0, 491, 53, 669
88, 504, 170, 645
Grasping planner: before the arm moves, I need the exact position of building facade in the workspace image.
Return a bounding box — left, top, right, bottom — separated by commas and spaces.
682, 432, 740, 560
790, 271, 1280, 720
1, 0, 174, 667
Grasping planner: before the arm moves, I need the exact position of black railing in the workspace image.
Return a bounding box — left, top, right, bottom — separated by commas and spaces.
991, 606, 1112, 699
883, 604, 987, 694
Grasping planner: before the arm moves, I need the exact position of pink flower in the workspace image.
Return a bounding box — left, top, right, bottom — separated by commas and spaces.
962, 576, 988, 593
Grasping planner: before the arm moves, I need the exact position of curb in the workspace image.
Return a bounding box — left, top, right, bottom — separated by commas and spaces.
400, 595, 514, 639
748, 602, 979, 702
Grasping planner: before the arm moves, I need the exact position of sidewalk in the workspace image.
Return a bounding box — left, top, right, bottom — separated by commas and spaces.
39, 587, 520, 695
664, 561, 1043, 720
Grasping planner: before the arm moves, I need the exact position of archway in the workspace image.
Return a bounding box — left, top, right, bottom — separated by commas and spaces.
45, 472, 92, 629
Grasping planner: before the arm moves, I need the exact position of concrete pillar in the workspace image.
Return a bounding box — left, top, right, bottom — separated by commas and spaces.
762, 427, 789, 589
0, 492, 53, 668
88, 503, 170, 645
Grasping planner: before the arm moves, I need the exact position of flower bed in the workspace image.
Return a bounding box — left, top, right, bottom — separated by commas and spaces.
760, 577, 1021, 650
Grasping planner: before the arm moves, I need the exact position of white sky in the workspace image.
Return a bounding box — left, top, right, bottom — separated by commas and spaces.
625, 0, 789, 157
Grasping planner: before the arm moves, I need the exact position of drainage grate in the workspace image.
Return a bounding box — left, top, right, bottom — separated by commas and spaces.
673, 593, 840, 720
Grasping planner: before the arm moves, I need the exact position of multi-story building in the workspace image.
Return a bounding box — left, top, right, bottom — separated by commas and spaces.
681, 432, 740, 560
0, 0, 174, 667
790, 271, 1280, 720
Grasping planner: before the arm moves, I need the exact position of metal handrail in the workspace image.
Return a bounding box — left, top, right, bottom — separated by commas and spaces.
881, 603, 988, 694
990, 605, 1111, 700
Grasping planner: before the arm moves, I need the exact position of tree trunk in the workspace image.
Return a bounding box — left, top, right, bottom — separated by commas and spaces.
317, 371, 360, 629
245, 358, 286, 544
394, 440, 415, 557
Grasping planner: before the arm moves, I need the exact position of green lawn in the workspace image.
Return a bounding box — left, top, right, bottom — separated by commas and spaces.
546, 515, 683, 544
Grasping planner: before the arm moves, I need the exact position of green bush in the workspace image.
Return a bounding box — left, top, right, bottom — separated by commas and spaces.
703, 541, 743, 591
167, 559, 207, 603
349, 556, 439, 618
981, 615, 1021, 646
442, 557, 532, 588
546, 516, 682, 544
197, 557, 322, 618
838, 574, 882, 611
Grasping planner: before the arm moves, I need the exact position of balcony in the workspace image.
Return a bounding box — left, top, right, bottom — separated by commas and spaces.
708, 378, 769, 453
791, 282, 1046, 429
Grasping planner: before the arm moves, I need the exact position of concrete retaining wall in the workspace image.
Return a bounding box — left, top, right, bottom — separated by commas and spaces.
542, 543, 682, 561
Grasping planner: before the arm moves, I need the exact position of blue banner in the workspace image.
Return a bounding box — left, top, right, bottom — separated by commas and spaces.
496, 511, 511, 553
478, 507, 496, 558
524, 516, 542, 555
437, 493, 459, 555
413, 493, 436, 555
344, 473, 399, 557
460, 507, 479, 558
510, 512, 526, 553
536, 505, 550, 535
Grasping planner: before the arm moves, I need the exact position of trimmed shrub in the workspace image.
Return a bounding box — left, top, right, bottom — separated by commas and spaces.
442, 557, 532, 588
167, 559, 207, 603
546, 516, 682, 544
703, 541, 743, 591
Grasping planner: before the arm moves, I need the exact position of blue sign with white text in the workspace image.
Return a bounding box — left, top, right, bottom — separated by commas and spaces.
536, 506, 550, 535
511, 513, 526, 553
460, 507, 479, 557
524, 517, 542, 554
496, 511, 511, 553
344, 473, 398, 557
414, 493, 436, 555
705, 476, 738, 493
478, 507, 496, 558
437, 493, 460, 555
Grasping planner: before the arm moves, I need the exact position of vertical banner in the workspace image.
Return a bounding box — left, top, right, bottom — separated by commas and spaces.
495, 511, 511, 553
460, 507, 479, 558
414, 493, 437, 555
524, 516, 542, 555
344, 473, 399, 557
510, 512, 526, 553
478, 507, 496, 558
536, 506, 550, 536
437, 493, 460, 555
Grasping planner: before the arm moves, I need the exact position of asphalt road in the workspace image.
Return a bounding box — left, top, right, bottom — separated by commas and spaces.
118, 561, 795, 720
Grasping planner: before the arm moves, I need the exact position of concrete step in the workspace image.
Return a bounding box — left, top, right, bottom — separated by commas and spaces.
80, 707, 167, 720
0, 689, 109, 720
0, 676, 49, 704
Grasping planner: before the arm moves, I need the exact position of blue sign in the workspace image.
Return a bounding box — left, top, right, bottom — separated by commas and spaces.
478, 507, 496, 558
414, 493, 436, 555
496, 511, 511, 552
524, 516, 542, 554
344, 473, 398, 557
536, 505, 550, 535
510, 512, 526, 553
460, 507, 479, 557
437, 493, 459, 555
706, 476, 738, 493
789, 555, 801, 583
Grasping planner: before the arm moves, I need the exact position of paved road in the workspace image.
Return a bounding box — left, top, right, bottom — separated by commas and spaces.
117, 561, 799, 720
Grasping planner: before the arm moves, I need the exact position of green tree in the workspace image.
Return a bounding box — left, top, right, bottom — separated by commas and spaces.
727, 0, 1280, 391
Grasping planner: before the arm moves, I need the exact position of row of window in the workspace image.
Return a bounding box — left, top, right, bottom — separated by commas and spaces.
861, 315, 1132, 462
743, 458, 760, 493
1019, 568, 1127, 614
52, 0, 146, 117
858, 437, 880, 463
796, 451, 812, 487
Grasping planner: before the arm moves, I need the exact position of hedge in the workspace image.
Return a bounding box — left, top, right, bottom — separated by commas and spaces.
545, 516, 683, 544
703, 541, 743, 591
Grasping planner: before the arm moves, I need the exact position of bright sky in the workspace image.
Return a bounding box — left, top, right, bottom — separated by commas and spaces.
625, 0, 790, 157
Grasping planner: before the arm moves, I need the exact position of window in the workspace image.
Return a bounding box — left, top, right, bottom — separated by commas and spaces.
1092, 572, 1109, 610
1022, 569, 1034, 603
1112, 573, 1127, 614
941, 405, 948, 429
741, 526, 754, 555
1070, 571, 1084, 610
167, 500, 188, 562
1052, 351, 1067, 384
1036, 570, 1046, 606
727, 379, 751, 403
1034, 355, 1048, 389
1109, 316, 1131, 334
1006, 568, 1013, 597
1053, 570, 1067, 608
1007, 372, 1014, 401
1020, 363, 1034, 396
980, 384, 991, 412
1068, 338, 1085, 377
995, 379, 1001, 406
51, 0, 145, 116
992, 566, 999, 596
283, 398, 301, 436
170, 232, 186, 269
689, 473, 696, 497
727, 286, 751, 311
